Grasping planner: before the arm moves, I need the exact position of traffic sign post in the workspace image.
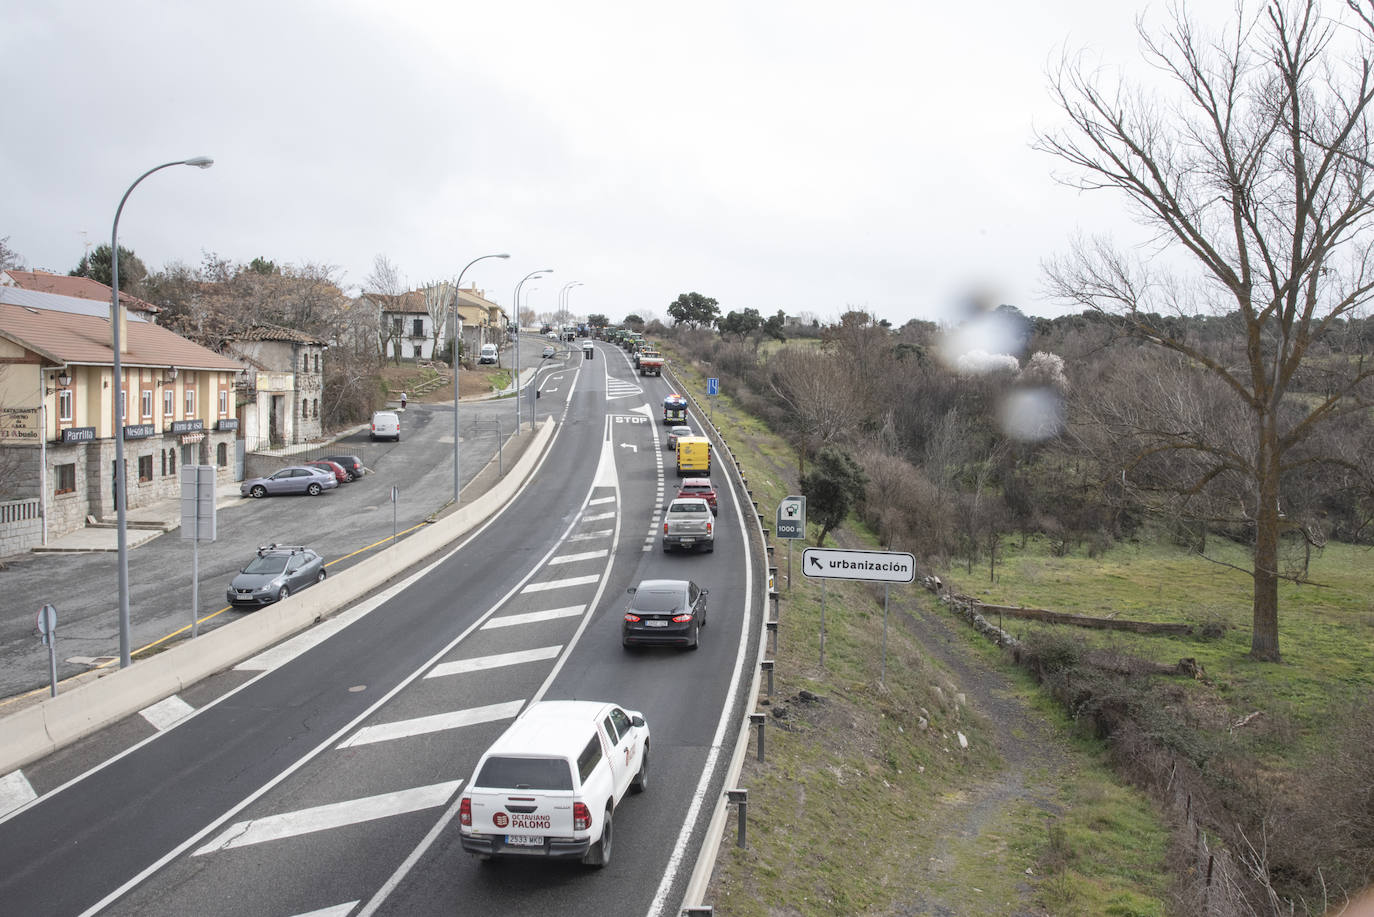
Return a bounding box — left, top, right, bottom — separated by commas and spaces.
802, 548, 916, 675
775, 496, 806, 591
181, 466, 217, 638
391, 485, 400, 544
36, 603, 57, 697
707, 377, 719, 420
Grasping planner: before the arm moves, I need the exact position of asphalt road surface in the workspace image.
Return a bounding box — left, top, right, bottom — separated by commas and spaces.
0, 338, 762, 917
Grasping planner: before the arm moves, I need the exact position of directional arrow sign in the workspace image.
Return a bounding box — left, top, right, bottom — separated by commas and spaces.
801, 547, 915, 583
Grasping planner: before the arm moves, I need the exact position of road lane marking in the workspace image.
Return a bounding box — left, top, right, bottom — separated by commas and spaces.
235, 585, 400, 671
426, 646, 562, 679
520, 574, 598, 593
547, 549, 609, 565
337, 700, 524, 748
193, 781, 463, 855
583, 511, 616, 522
588, 496, 615, 505
567, 529, 612, 542
0, 770, 37, 818
140, 695, 194, 731
482, 605, 585, 629
285, 903, 359, 917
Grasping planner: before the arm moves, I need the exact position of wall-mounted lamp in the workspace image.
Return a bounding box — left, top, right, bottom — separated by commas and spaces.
46, 368, 73, 394
159, 367, 179, 385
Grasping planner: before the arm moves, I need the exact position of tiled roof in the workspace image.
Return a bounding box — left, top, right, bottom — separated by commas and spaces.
1, 269, 161, 314
232, 324, 328, 345
0, 296, 244, 371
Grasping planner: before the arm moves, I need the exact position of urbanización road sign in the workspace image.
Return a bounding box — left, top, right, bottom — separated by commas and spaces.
801, 547, 916, 583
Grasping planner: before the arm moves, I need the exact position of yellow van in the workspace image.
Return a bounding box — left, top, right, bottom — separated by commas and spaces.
676, 436, 711, 477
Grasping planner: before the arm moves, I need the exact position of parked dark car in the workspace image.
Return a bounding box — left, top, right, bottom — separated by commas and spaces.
240, 465, 338, 498
227, 544, 326, 607
319, 455, 365, 482
302, 459, 348, 485
622, 578, 708, 650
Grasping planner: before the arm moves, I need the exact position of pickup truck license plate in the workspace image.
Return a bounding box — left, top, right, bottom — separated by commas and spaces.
680, 537, 695, 544
506, 834, 543, 847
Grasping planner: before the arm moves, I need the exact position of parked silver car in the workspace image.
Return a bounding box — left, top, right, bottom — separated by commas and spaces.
240, 465, 338, 498
227, 544, 326, 607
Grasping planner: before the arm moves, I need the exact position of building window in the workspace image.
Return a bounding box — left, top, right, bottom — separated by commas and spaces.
412, 318, 424, 337
181, 444, 195, 466
414, 344, 422, 358
314, 353, 320, 373
392, 316, 403, 334
138, 454, 153, 483
185, 388, 196, 417
219, 390, 228, 416
141, 389, 153, 419
217, 442, 228, 467
58, 389, 73, 422
164, 388, 174, 417
167, 448, 177, 474
55, 463, 76, 495
313, 398, 319, 418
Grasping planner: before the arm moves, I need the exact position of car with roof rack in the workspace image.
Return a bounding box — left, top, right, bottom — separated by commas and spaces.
226, 544, 326, 607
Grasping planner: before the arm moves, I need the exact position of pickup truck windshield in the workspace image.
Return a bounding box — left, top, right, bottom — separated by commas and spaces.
475, 756, 573, 791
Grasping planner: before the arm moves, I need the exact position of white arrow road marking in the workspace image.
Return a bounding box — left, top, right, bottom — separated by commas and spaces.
194, 780, 463, 855
548, 549, 609, 565
483, 605, 585, 629
619, 443, 638, 452
337, 700, 524, 748
286, 902, 360, 917
521, 575, 598, 593
140, 695, 194, 731
426, 646, 562, 679
0, 770, 37, 819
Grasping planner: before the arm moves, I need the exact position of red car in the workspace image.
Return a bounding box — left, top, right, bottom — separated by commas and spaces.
303, 460, 348, 485
676, 477, 718, 515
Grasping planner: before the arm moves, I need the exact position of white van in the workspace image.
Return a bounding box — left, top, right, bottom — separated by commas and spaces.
369, 410, 400, 442
479, 343, 499, 364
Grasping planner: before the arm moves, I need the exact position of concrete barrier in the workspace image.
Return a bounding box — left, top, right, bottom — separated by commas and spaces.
0, 419, 556, 775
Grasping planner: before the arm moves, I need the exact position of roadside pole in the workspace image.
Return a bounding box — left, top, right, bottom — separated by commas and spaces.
181, 466, 217, 639
37, 603, 57, 697
775, 496, 805, 593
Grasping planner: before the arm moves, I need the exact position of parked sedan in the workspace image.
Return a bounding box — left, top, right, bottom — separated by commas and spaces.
240, 465, 338, 498
622, 578, 708, 650
227, 544, 326, 607
302, 459, 348, 485
319, 454, 365, 482
542, 344, 556, 359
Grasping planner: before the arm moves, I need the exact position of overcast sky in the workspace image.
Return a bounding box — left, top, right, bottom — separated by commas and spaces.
3, 1, 1161, 327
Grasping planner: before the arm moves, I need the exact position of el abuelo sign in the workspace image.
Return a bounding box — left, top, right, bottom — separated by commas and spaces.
802, 547, 915, 584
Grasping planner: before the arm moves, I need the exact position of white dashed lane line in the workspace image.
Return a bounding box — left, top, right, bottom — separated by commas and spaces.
0, 770, 37, 819
193, 781, 464, 856
337, 700, 524, 749
520, 575, 599, 593
482, 605, 585, 629
567, 529, 613, 542
547, 549, 609, 565
425, 646, 562, 679
140, 695, 194, 731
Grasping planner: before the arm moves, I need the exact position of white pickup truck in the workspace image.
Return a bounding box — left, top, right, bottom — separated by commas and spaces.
662, 496, 714, 553
458, 700, 649, 867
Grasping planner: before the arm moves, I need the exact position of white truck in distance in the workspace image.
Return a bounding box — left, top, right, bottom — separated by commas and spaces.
458, 700, 649, 867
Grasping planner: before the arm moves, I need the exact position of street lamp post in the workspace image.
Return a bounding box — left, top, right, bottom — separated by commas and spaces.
559, 281, 583, 327
453, 253, 510, 504
512, 269, 552, 435
111, 156, 213, 668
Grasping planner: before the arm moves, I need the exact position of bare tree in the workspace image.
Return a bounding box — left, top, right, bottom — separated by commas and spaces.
364, 255, 406, 365
0, 235, 24, 272
1037, 0, 1374, 661
417, 280, 456, 362
767, 346, 857, 475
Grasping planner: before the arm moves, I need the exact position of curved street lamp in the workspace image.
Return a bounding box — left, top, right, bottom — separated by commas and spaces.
112, 156, 213, 668
558, 280, 583, 327
453, 252, 510, 504
512, 269, 552, 436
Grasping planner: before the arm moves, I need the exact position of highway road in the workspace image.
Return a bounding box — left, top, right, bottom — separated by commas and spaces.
0, 338, 763, 917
